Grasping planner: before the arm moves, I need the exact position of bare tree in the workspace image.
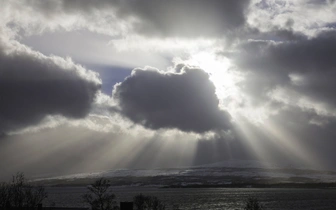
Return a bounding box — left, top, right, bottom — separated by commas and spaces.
244, 197, 265, 210
133, 194, 165, 210
0, 172, 47, 209
83, 178, 119, 210
11, 172, 26, 208
0, 182, 11, 208
24, 185, 48, 209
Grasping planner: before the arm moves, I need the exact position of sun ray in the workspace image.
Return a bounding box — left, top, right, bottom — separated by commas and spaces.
262, 120, 322, 169
233, 116, 280, 168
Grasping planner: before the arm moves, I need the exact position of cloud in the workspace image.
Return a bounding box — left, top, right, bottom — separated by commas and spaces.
0, 39, 101, 133
230, 30, 336, 119
1, 0, 251, 39
0, 0, 130, 38
113, 65, 231, 133
247, 0, 336, 37
114, 0, 250, 37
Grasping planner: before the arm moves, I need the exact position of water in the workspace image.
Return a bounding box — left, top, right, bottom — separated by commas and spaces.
44, 187, 336, 210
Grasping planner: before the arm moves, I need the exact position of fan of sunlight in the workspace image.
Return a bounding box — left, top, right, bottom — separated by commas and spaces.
182, 52, 320, 169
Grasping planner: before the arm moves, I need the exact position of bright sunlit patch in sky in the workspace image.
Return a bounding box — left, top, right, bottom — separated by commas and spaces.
177, 52, 279, 125
180, 52, 245, 118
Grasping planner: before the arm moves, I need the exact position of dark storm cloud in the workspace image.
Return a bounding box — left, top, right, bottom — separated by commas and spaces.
230, 31, 336, 108
0, 43, 101, 133
113, 66, 231, 133
250, 31, 336, 74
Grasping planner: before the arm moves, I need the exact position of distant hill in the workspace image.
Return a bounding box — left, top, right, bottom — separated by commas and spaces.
32, 160, 336, 187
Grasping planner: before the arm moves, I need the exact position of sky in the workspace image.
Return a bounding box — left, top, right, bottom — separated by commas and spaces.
1, 0, 336, 178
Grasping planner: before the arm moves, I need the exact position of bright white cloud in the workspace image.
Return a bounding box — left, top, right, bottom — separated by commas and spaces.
247, 0, 336, 36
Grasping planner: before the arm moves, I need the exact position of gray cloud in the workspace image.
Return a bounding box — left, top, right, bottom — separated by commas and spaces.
253, 31, 336, 74
230, 31, 336, 112
113, 66, 231, 133
0, 41, 101, 133
114, 0, 250, 37
247, 0, 336, 37
307, 0, 336, 6
3, 0, 250, 38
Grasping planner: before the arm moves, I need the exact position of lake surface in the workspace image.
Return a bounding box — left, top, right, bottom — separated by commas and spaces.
44, 187, 336, 210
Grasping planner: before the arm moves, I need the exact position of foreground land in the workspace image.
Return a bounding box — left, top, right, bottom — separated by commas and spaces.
43, 186, 336, 210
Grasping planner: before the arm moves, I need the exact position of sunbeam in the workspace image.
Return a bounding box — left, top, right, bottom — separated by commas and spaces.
262, 120, 323, 169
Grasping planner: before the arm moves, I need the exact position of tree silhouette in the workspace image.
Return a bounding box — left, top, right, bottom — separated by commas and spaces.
0, 172, 47, 209
83, 178, 119, 210
133, 194, 165, 210
0, 182, 11, 208
244, 197, 265, 210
